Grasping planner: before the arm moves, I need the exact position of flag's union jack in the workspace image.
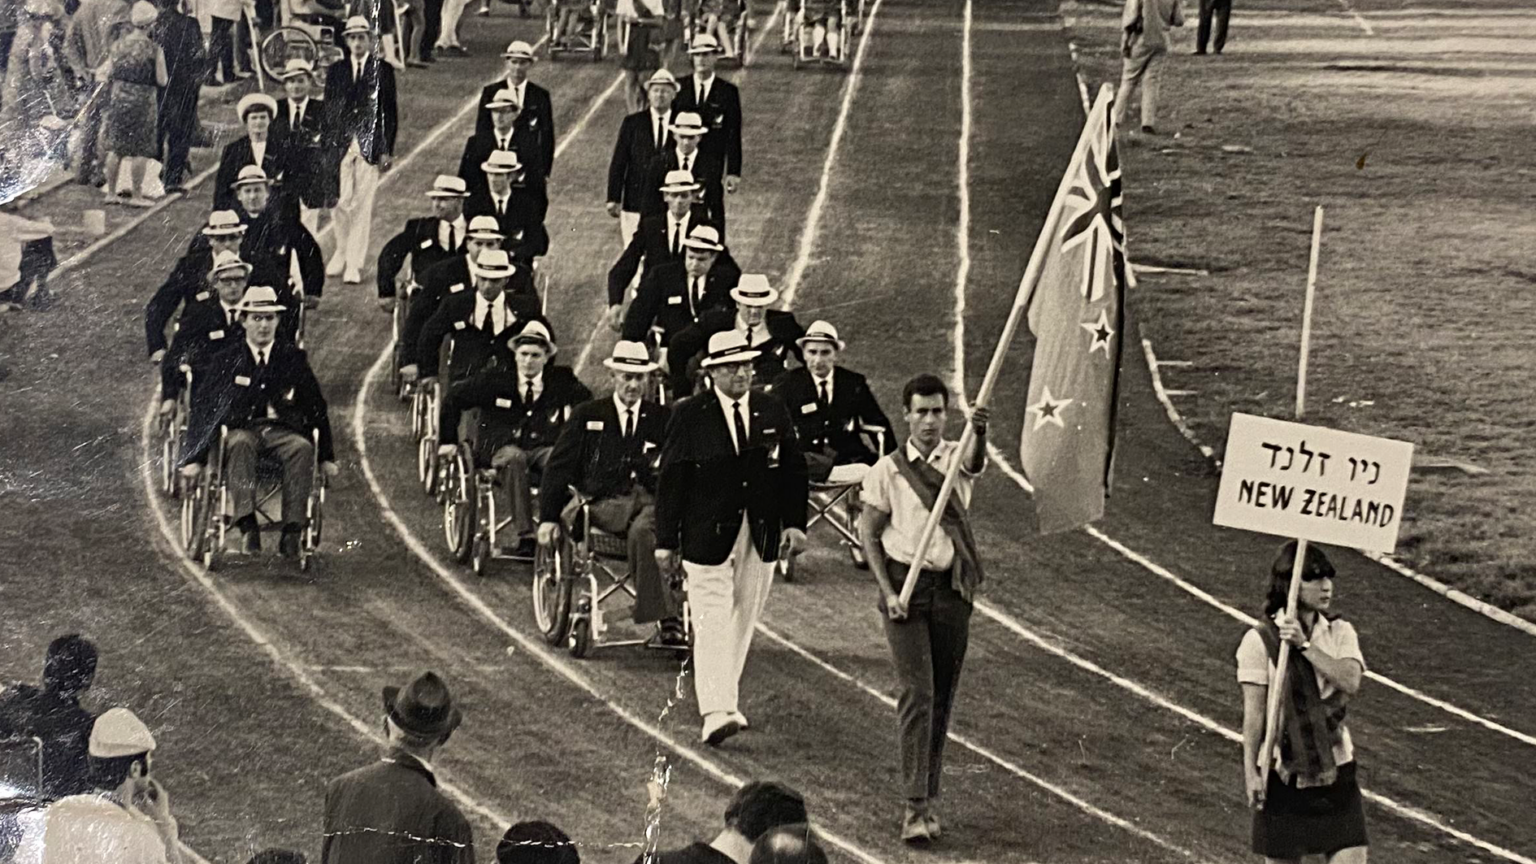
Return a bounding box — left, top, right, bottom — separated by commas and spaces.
1058, 118, 1125, 302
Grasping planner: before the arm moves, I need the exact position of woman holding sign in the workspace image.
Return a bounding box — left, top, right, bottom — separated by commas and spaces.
1237, 541, 1369, 863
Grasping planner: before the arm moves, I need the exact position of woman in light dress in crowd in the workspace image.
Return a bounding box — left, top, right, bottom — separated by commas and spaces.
98, 0, 167, 206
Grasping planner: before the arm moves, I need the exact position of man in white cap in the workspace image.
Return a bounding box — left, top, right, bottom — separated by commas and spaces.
466, 150, 549, 265
159, 251, 252, 412
214, 92, 282, 213
30, 707, 182, 863
539, 341, 685, 644
229, 166, 326, 312
271, 58, 333, 233
458, 89, 540, 198
439, 318, 591, 556
621, 223, 739, 350
655, 329, 808, 745
413, 248, 539, 385
607, 168, 714, 330
324, 16, 399, 284
179, 285, 338, 558
668, 273, 805, 397
607, 68, 680, 248
476, 41, 555, 181
145, 211, 250, 361
641, 112, 724, 227
773, 320, 894, 486
675, 34, 743, 200
376, 175, 469, 310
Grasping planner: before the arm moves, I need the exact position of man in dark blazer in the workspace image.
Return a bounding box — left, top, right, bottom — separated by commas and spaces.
233, 166, 326, 315
458, 88, 542, 198
214, 93, 285, 214
412, 248, 539, 384
606, 68, 679, 250
464, 149, 549, 265
675, 35, 742, 201
439, 319, 591, 553
271, 58, 333, 234
606, 169, 712, 329
158, 251, 250, 408
145, 211, 250, 361
375, 174, 469, 307
178, 286, 338, 557
151, 0, 204, 192
655, 329, 808, 745
323, 16, 399, 284
621, 224, 738, 349
322, 671, 474, 864
475, 40, 555, 183
773, 319, 895, 482
667, 274, 805, 398
538, 341, 683, 642
639, 111, 725, 228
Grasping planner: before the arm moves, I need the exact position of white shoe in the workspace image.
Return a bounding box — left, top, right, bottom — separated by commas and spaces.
326, 256, 346, 277
700, 712, 742, 746
343, 267, 362, 285
730, 711, 749, 730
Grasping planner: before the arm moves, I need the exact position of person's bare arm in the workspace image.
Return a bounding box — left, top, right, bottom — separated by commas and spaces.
1240, 683, 1267, 810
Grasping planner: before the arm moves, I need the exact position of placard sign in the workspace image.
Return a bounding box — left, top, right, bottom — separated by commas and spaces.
1213, 413, 1414, 553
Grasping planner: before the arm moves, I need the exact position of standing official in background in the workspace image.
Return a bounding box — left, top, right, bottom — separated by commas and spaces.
1115, 0, 1183, 135
858, 373, 988, 845
149, 0, 203, 192
324, 16, 398, 285
271, 58, 333, 233
607, 68, 679, 249
675, 35, 741, 205
476, 40, 554, 183
1195, 0, 1229, 54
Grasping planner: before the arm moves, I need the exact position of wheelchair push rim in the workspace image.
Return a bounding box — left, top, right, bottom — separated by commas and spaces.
532, 539, 573, 645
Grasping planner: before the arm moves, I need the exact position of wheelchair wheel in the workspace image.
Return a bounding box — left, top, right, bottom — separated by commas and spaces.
780, 10, 794, 53
261, 27, 320, 82
442, 449, 476, 561
303, 484, 325, 571
532, 540, 573, 645
471, 536, 491, 576
778, 553, 796, 583
592, 12, 607, 60
568, 600, 593, 658
159, 421, 178, 499
418, 434, 440, 497
181, 475, 206, 556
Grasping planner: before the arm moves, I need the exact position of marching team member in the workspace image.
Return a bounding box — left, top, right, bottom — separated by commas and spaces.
412, 248, 538, 385
655, 330, 808, 746
158, 251, 252, 409
857, 373, 988, 844
324, 16, 399, 285
270, 58, 333, 234
1238, 542, 1369, 864
640, 112, 725, 229
774, 320, 895, 485
231, 166, 325, 312
375, 175, 470, 310
459, 89, 541, 198
213, 93, 283, 214
439, 319, 591, 557
675, 35, 742, 210
179, 285, 338, 558
606, 169, 712, 330
538, 341, 685, 646
620, 224, 739, 349
607, 69, 681, 249
476, 41, 555, 184
667, 274, 804, 397
145, 211, 252, 361
465, 150, 549, 266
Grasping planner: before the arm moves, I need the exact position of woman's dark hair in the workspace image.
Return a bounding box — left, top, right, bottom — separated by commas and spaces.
901, 374, 949, 411
43, 634, 98, 696
1264, 540, 1337, 616
496, 820, 578, 864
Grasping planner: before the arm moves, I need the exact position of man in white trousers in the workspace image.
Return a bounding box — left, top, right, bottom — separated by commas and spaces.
323, 16, 398, 284
1114, 0, 1184, 135
655, 329, 808, 746
435, 0, 469, 55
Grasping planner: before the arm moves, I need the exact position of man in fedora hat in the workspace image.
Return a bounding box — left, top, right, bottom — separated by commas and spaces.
271, 58, 334, 233
179, 285, 338, 558
607, 68, 680, 247
621, 224, 739, 352
606, 168, 716, 331
476, 41, 555, 182
440, 318, 590, 555
539, 340, 684, 643
656, 329, 807, 744
323, 16, 398, 284
413, 247, 539, 385
145, 211, 249, 361
675, 35, 742, 199
773, 320, 894, 485
641, 112, 725, 229
215, 93, 284, 214
668, 274, 804, 397
229, 166, 327, 313
322, 671, 473, 864
158, 250, 252, 411
376, 174, 469, 310
466, 149, 549, 265
459, 89, 543, 198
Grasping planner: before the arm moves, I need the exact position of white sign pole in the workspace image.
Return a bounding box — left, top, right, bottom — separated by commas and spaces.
1258, 205, 1325, 783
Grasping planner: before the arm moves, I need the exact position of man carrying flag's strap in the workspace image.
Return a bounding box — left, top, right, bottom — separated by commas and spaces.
857, 373, 989, 846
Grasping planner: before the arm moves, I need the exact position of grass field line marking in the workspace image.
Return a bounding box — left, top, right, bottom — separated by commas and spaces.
1139, 336, 1219, 462
753, 622, 1210, 862
134, 394, 514, 833
570, 2, 784, 378
350, 346, 894, 864
777, 0, 887, 307
947, 0, 974, 398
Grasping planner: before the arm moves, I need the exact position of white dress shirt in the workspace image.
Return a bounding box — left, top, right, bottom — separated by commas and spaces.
812, 371, 834, 405
666, 211, 689, 254
614, 393, 641, 436
860, 439, 986, 571
220, 302, 241, 327
472, 293, 508, 333
439, 216, 466, 250
250, 137, 267, 168
695, 73, 713, 105
650, 110, 670, 149
289, 97, 309, 127
519, 370, 544, 404
714, 388, 750, 452
676, 147, 696, 176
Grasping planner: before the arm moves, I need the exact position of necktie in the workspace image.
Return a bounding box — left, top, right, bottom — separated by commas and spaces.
731, 400, 747, 454
698, 81, 706, 104
524, 379, 535, 406
690, 277, 702, 316
670, 223, 679, 256
478, 303, 491, 331
496, 196, 506, 215
744, 325, 755, 347
293, 105, 301, 127
624, 408, 635, 439
682, 153, 691, 173
257, 349, 267, 367
818, 379, 830, 407
355, 60, 362, 81
655, 117, 665, 151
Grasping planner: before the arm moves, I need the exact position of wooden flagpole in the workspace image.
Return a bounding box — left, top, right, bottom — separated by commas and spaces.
1256, 205, 1325, 782
896, 85, 1114, 608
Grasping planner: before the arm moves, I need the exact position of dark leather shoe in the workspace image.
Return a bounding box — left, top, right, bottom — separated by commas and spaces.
279, 526, 303, 559
234, 515, 260, 554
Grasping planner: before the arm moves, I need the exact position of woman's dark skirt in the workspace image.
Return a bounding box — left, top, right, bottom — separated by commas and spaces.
1252, 761, 1369, 859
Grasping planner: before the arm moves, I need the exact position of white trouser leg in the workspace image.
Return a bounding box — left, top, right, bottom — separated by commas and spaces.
685, 517, 771, 717
334, 142, 380, 270
437, 0, 468, 45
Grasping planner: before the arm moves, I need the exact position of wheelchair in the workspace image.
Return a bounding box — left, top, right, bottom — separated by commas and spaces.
531, 492, 692, 658
439, 427, 541, 576
391, 281, 418, 402
776, 425, 885, 583
547, 0, 609, 60
782, 0, 850, 69
685, 0, 749, 66
181, 425, 327, 571
260, 0, 347, 87
157, 367, 193, 499
413, 336, 456, 498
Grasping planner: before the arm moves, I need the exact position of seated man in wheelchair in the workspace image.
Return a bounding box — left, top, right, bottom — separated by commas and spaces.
410, 248, 542, 387
537, 341, 686, 647
620, 224, 739, 354
694, 0, 742, 60
179, 286, 339, 557
666, 273, 805, 398
374, 175, 470, 312
438, 319, 592, 557
552, 0, 595, 49
798, 0, 843, 61
230, 166, 325, 313
159, 251, 254, 413
145, 211, 283, 362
